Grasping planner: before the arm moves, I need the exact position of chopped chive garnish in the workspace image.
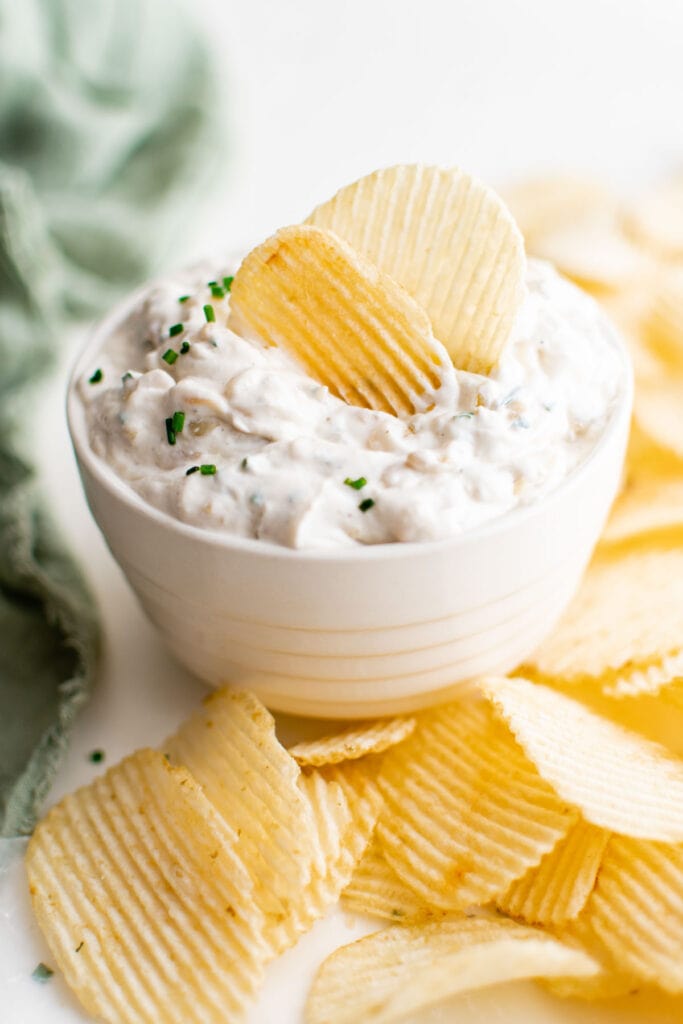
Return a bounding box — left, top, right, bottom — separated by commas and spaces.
88, 749, 105, 764
172, 410, 185, 434
32, 963, 54, 983
210, 284, 225, 299
186, 465, 200, 475
165, 417, 176, 445
200, 464, 217, 475
122, 371, 133, 383
207, 280, 218, 287
223, 275, 234, 292
89, 368, 103, 384
180, 341, 191, 354
240, 457, 248, 469
169, 323, 183, 337
162, 348, 178, 365
203, 304, 215, 323
178, 295, 190, 303
344, 476, 367, 490
359, 498, 375, 513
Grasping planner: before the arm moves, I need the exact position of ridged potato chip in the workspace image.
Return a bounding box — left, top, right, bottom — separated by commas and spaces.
376, 699, 578, 910
635, 377, 683, 462
533, 213, 648, 292
498, 820, 609, 926
602, 470, 683, 545
289, 717, 416, 767
544, 968, 640, 1001
525, 545, 683, 694
500, 175, 610, 246
26, 749, 269, 1024
645, 267, 683, 367
164, 689, 318, 933
622, 178, 683, 260
274, 757, 383, 953
481, 676, 683, 840
230, 225, 448, 417
625, 419, 683, 478
304, 916, 599, 1024
341, 837, 445, 924
571, 835, 683, 993
306, 164, 526, 374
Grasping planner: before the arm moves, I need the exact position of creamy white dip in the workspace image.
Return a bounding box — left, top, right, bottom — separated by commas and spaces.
78, 259, 623, 548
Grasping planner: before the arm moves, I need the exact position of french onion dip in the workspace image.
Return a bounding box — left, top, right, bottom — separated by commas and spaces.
79, 259, 623, 548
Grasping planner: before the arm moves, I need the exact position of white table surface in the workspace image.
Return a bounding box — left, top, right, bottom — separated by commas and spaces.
3, 0, 683, 1019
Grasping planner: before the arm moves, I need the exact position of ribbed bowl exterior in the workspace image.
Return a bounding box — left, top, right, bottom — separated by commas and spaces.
68, 286, 633, 717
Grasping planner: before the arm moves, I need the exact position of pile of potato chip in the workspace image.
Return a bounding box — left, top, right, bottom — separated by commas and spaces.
27, 170, 683, 1022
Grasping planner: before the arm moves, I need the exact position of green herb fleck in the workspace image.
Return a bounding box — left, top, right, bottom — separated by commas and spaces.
88, 749, 105, 764
89, 368, 103, 384
178, 295, 190, 303
162, 348, 178, 365
203, 304, 215, 323
169, 323, 183, 338
500, 387, 522, 407
344, 476, 367, 491
75, 941, 84, 953
165, 417, 176, 446
210, 284, 225, 299
200, 463, 217, 475
32, 963, 54, 983
122, 372, 133, 383
172, 410, 185, 434
180, 341, 191, 355
359, 498, 375, 513
223, 275, 234, 292
207, 280, 218, 287
186, 466, 200, 476
240, 457, 248, 470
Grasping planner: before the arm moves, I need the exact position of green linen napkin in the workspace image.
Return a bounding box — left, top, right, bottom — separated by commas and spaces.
0, 0, 221, 836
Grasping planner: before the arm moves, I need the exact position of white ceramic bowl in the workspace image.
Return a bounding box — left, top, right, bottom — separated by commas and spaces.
67, 290, 633, 718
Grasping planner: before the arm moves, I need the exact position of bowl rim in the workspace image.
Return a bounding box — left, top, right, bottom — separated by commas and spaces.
66, 275, 634, 565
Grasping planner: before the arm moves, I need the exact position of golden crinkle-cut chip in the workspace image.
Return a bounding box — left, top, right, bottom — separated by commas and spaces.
376, 699, 578, 911
273, 757, 384, 954
305, 164, 526, 374
482, 676, 683, 841
570, 835, 683, 994
229, 224, 448, 417
500, 174, 611, 247
532, 212, 649, 293
26, 749, 269, 1024
498, 820, 609, 926
341, 837, 446, 924
622, 178, 683, 260
602, 470, 683, 545
544, 967, 640, 1001
635, 377, 683, 463
304, 916, 600, 1024
164, 688, 318, 932
289, 716, 416, 767
524, 545, 683, 695
625, 420, 683, 478
645, 266, 683, 367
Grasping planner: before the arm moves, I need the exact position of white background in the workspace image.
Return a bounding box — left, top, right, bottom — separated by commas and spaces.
2, 1, 683, 1021
189, 0, 683, 259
